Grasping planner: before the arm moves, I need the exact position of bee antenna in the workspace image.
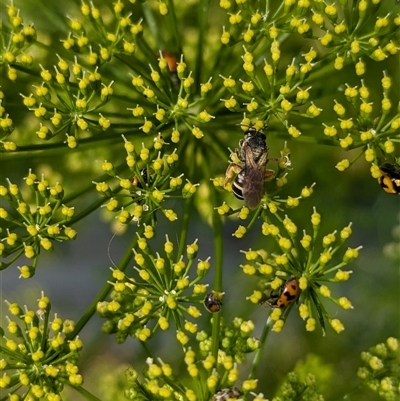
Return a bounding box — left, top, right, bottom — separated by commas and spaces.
107, 225, 124, 268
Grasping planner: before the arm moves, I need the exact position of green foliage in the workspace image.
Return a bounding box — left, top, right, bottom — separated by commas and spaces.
293, 354, 333, 394
1, 0, 399, 401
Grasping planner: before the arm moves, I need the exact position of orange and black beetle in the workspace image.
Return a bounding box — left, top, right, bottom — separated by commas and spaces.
378, 162, 400, 195
203, 291, 223, 313
264, 277, 300, 308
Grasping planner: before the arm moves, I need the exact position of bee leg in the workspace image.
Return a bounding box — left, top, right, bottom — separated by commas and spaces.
264, 169, 275, 181
268, 154, 291, 168
235, 142, 245, 162
224, 163, 242, 187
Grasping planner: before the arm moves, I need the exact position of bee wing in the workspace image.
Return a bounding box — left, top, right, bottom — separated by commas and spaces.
242, 166, 264, 209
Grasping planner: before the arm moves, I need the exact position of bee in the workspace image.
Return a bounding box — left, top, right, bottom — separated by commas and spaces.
225, 128, 276, 209
131, 168, 154, 203
212, 387, 242, 401
263, 277, 300, 308
203, 291, 223, 313
378, 162, 400, 195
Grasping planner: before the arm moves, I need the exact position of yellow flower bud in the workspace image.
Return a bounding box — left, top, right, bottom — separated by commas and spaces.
272, 319, 285, 332
330, 318, 345, 333
306, 318, 316, 331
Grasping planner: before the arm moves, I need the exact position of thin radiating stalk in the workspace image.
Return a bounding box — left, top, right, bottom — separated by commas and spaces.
68, 384, 104, 401
177, 197, 193, 259
248, 315, 274, 380
202, 159, 223, 358
68, 232, 139, 339
194, 0, 210, 86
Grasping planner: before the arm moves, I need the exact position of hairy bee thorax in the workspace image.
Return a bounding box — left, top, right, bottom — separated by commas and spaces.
237, 127, 268, 164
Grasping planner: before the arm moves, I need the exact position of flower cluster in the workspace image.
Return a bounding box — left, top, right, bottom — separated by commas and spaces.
123, 316, 261, 401
218, 2, 400, 169
357, 337, 399, 401
128, 54, 214, 143
18, 58, 113, 148
219, 1, 399, 70
271, 372, 324, 401
244, 207, 360, 334
1, 3, 36, 82
330, 74, 400, 176
97, 135, 198, 225
218, 3, 325, 139
61, 1, 136, 66
219, 44, 320, 139
0, 91, 17, 151
58, 1, 216, 146
0, 171, 77, 277
0, 293, 84, 400
97, 235, 211, 343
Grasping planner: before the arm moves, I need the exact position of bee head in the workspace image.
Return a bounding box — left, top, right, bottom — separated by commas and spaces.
243, 129, 268, 163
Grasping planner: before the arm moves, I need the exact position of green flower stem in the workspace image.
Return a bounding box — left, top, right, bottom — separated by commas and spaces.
253, 73, 269, 95
349, 148, 365, 165
177, 198, 193, 259
165, 0, 183, 56
380, 116, 400, 134
66, 195, 110, 227
0, 344, 21, 359
203, 131, 230, 163
310, 289, 328, 334
141, 2, 164, 50
134, 263, 166, 295
211, 210, 223, 295
114, 53, 153, 83
40, 304, 51, 351
312, 245, 346, 275
67, 384, 104, 401
305, 246, 315, 272
272, 132, 338, 146
162, 375, 190, 397
61, 174, 116, 206
211, 199, 223, 360
0, 132, 134, 156
172, 309, 184, 332
8, 62, 41, 79
0, 385, 25, 401
302, 54, 342, 85
270, 0, 285, 19
201, 157, 223, 358
43, 199, 62, 225
53, 86, 73, 110
67, 232, 138, 340
0, 249, 24, 270
248, 315, 274, 381
245, 206, 263, 231
336, 383, 363, 401
140, 339, 155, 359
194, 0, 210, 85
322, 261, 348, 276
48, 350, 78, 365
205, 77, 229, 108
